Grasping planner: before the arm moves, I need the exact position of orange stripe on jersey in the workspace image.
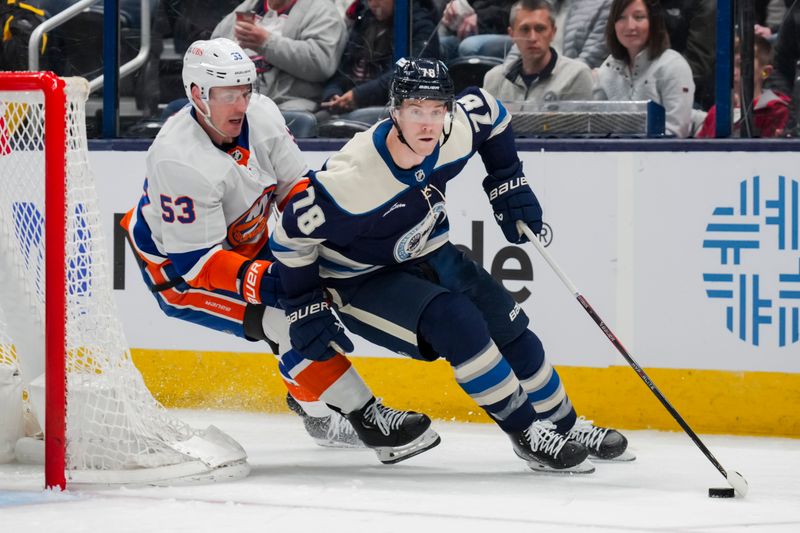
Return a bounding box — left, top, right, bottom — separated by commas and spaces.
277, 178, 310, 212
291, 355, 353, 398
187, 249, 248, 294
123, 205, 244, 319
283, 380, 321, 402
142, 254, 246, 322
163, 288, 246, 322
123, 202, 251, 299
120, 208, 134, 233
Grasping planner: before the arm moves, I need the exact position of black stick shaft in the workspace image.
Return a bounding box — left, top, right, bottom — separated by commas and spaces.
518, 223, 730, 481
573, 293, 728, 478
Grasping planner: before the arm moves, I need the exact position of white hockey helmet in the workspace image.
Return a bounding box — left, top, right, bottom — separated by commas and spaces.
182, 38, 257, 102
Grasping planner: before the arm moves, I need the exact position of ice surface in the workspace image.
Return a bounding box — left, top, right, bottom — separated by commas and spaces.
1, 410, 799, 532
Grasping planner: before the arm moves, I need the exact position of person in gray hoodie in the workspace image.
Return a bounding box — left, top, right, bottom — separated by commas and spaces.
212, 0, 347, 112
483, 0, 592, 103
551, 0, 611, 69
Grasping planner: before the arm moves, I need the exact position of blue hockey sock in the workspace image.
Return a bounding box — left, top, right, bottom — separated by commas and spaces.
419, 293, 533, 432
501, 329, 577, 433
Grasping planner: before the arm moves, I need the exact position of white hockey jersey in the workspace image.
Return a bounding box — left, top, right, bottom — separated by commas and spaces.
123, 94, 308, 295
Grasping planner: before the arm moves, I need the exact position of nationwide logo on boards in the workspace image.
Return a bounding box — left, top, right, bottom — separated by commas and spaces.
702, 175, 800, 347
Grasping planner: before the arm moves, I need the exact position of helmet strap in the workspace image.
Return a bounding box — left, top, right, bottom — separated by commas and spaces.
390, 108, 422, 155
192, 97, 234, 142
441, 109, 454, 146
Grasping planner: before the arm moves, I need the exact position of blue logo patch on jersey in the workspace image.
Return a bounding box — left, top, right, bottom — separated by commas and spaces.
415, 169, 426, 182
393, 202, 446, 262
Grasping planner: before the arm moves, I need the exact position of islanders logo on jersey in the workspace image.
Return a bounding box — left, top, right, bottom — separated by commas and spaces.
393, 202, 447, 262
227, 185, 275, 255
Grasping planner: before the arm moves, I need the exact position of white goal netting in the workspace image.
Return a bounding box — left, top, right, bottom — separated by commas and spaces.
0, 75, 248, 486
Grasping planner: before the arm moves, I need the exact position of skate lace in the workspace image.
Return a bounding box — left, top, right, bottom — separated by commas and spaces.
525, 420, 568, 458
364, 398, 409, 437
566, 416, 609, 451
326, 411, 358, 441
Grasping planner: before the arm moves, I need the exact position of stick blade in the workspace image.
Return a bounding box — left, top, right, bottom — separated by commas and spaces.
726, 470, 749, 497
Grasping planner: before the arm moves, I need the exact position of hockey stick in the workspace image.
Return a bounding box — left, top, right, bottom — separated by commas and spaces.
516, 221, 749, 497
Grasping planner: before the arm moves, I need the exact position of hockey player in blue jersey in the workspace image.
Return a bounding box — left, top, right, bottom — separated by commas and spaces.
122, 39, 441, 464
271, 57, 634, 473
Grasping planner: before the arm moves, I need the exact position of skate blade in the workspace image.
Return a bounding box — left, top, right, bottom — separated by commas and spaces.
527, 458, 596, 474
374, 428, 441, 465
312, 437, 366, 449
590, 449, 636, 462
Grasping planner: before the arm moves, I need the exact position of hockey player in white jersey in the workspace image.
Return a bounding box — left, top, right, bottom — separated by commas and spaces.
271, 58, 634, 473
121, 39, 440, 463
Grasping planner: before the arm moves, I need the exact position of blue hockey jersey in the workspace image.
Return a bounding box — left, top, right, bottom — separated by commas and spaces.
271, 87, 523, 297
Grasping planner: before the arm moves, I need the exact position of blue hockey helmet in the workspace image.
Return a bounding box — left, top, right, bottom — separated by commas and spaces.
389, 57, 455, 110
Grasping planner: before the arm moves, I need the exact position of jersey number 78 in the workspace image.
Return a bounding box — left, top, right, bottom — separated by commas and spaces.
294, 186, 326, 235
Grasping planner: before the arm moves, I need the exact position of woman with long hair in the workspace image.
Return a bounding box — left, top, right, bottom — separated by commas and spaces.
593, 0, 695, 137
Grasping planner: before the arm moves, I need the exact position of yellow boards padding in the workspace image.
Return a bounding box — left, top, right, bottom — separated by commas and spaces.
131, 349, 800, 438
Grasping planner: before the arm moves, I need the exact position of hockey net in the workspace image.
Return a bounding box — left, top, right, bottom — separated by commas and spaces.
0, 73, 249, 488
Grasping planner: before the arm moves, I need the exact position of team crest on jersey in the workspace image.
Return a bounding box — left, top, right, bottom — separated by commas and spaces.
227, 146, 251, 167
393, 202, 446, 262
415, 169, 426, 182
227, 185, 275, 252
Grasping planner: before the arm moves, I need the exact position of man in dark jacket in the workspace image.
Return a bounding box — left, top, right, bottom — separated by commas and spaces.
765, 1, 800, 134
660, 0, 716, 110
320, 0, 440, 115
440, 0, 516, 59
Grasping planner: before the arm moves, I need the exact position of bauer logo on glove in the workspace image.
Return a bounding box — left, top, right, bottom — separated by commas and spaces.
238, 260, 283, 306
487, 176, 529, 201
482, 164, 543, 243
286, 300, 331, 323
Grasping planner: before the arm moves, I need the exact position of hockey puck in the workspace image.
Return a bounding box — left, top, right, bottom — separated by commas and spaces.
708, 487, 736, 498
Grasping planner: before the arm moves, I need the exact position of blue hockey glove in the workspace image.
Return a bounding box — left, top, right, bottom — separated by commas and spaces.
482, 173, 543, 244
281, 290, 354, 361
239, 260, 284, 307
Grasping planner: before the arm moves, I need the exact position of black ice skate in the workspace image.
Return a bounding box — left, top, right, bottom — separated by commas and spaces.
345, 397, 441, 464
566, 416, 636, 462
286, 393, 364, 448
510, 419, 594, 474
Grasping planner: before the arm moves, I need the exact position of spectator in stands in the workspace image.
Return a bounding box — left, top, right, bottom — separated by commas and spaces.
593, 0, 695, 138
697, 36, 790, 138
320, 0, 440, 116
766, 0, 800, 96
765, 0, 800, 135
660, 0, 715, 110
212, 0, 347, 112
483, 0, 592, 103
331, 0, 357, 21
755, 0, 788, 43
439, 0, 515, 60
159, 1, 242, 54
550, 0, 612, 69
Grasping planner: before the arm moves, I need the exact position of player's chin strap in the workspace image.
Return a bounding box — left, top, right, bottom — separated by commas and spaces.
192, 99, 232, 141
390, 104, 454, 155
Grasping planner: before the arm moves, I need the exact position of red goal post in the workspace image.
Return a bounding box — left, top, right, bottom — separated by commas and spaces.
0, 72, 248, 489
1, 71, 68, 488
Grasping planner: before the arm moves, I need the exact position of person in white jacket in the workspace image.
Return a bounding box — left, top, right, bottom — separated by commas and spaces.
593, 0, 695, 137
